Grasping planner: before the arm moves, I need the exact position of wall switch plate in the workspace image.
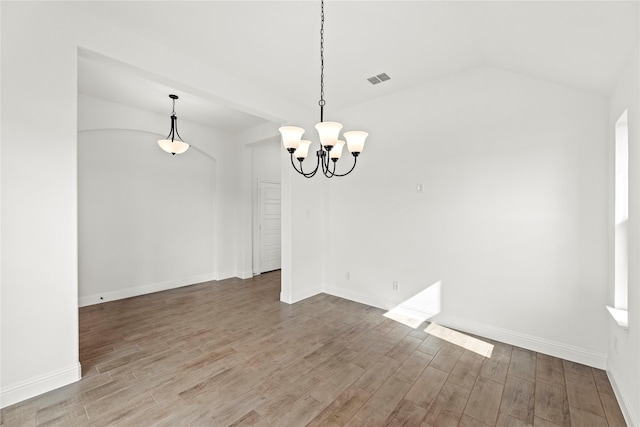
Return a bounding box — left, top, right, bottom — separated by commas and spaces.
392, 281, 399, 291
346, 272, 350, 280
416, 183, 423, 193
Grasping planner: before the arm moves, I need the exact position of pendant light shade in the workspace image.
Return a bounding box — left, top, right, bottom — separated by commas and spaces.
344, 131, 368, 155
294, 140, 313, 160
330, 140, 346, 160
279, 126, 305, 152
158, 138, 189, 155
315, 121, 343, 149
158, 94, 189, 155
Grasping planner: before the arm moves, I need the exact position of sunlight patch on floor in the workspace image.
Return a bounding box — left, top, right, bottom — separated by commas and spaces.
383, 310, 428, 328
383, 281, 492, 357
425, 323, 493, 358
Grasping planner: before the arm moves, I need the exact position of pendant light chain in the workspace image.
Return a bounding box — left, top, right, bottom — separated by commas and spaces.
319, 0, 325, 122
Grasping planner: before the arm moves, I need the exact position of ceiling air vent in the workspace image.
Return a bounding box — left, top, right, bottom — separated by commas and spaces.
367, 73, 391, 85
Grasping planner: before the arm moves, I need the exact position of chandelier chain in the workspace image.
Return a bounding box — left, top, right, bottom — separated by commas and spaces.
319, 0, 325, 121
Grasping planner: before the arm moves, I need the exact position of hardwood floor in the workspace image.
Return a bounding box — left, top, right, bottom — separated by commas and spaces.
1, 271, 627, 426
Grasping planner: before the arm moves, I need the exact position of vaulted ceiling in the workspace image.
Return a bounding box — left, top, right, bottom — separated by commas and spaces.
75, 1, 639, 133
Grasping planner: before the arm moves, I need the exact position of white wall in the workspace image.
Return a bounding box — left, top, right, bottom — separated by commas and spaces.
1, 1, 81, 407
0, 2, 303, 407
253, 139, 281, 183
607, 47, 639, 426
78, 95, 234, 306
324, 66, 609, 368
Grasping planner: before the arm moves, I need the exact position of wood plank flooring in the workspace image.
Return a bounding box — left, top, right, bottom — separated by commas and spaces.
1, 271, 627, 426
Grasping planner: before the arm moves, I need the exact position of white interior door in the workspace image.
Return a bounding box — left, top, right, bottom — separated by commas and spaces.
259, 181, 281, 273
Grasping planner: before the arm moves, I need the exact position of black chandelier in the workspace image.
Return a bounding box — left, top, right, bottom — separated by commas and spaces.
279, 0, 368, 178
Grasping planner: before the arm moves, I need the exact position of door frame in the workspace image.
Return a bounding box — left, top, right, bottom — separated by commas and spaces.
253, 179, 281, 275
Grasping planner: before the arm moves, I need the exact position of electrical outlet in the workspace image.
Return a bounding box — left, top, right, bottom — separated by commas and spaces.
416, 183, 423, 193
346, 272, 350, 280
392, 281, 399, 291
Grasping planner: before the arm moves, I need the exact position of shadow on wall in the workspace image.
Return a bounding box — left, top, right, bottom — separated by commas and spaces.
384, 280, 494, 358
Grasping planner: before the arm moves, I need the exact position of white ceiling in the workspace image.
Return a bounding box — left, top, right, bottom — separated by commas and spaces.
77, 55, 269, 133
74, 1, 639, 133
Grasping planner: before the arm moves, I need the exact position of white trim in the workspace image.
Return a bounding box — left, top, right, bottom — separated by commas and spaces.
607, 363, 639, 427
387, 303, 440, 320
237, 270, 254, 280
217, 270, 236, 281
78, 274, 215, 307
605, 305, 629, 329
433, 315, 607, 369
324, 285, 397, 311
323, 285, 607, 369
281, 285, 323, 305
254, 179, 281, 276
1, 363, 81, 408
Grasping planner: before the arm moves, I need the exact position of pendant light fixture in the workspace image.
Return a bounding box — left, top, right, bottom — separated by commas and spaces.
279, 0, 368, 178
158, 94, 189, 155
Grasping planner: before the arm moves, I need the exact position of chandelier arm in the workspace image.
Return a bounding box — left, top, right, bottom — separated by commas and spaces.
289, 153, 305, 175
328, 155, 358, 177
322, 152, 339, 178
173, 116, 184, 142
167, 115, 176, 141
301, 156, 320, 178
311, 150, 326, 177
304, 161, 319, 178
323, 158, 337, 178
320, 150, 329, 176
290, 152, 319, 178
305, 150, 323, 177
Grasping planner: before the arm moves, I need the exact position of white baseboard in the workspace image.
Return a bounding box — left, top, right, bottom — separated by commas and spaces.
607, 363, 639, 427
434, 315, 607, 369
324, 285, 397, 311
78, 274, 216, 307
290, 285, 323, 304
323, 285, 607, 369
237, 270, 254, 280
1, 362, 81, 408
280, 285, 323, 305
217, 271, 236, 281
